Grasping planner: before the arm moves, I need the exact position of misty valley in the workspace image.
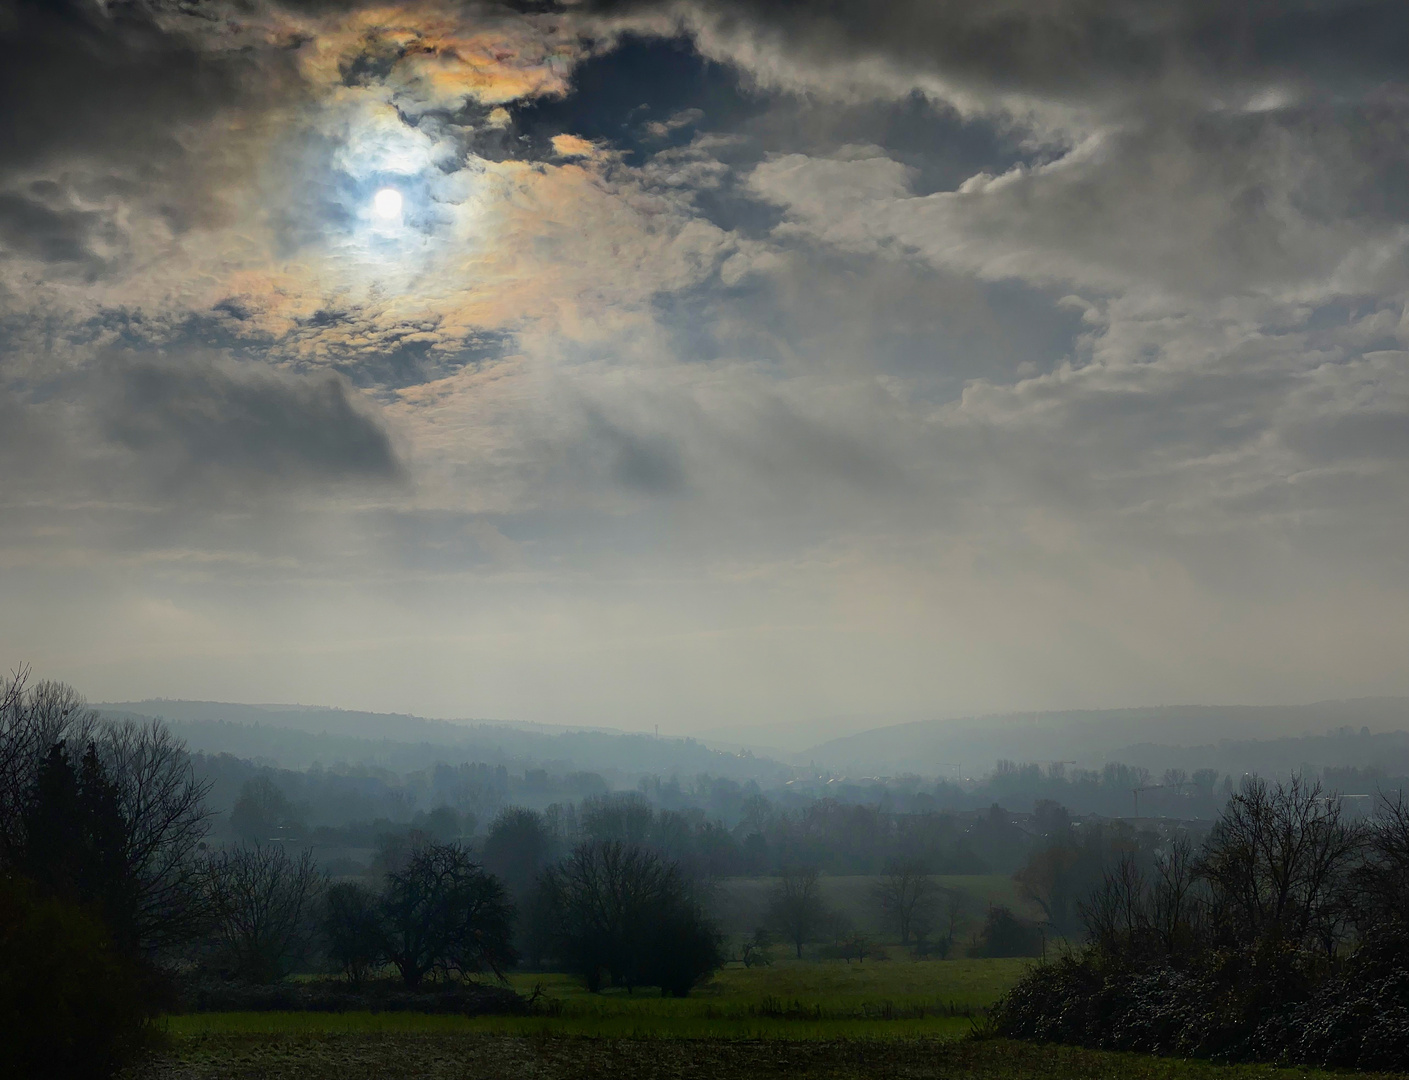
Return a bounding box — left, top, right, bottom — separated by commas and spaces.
6, 674, 1409, 1078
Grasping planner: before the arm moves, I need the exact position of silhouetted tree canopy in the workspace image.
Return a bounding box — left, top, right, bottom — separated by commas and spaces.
538, 840, 723, 995
379, 842, 516, 988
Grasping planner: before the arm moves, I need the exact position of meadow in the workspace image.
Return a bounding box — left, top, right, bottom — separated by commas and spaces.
167, 956, 1029, 1041
133, 956, 1405, 1079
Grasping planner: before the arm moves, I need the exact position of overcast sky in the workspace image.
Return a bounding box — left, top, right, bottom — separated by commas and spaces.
3, 0, 1409, 734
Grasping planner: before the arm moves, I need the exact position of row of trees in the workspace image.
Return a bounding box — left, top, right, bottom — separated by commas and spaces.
998, 777, 1409, 1069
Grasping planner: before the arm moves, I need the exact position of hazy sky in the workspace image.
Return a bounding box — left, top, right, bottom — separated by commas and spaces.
4, 0, 1409, 733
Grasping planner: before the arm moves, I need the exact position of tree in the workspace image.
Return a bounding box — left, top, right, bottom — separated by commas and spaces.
18, 741, 134, 947
229, 777, 303, 841
539, 840, 722, 994
1, 672, 214, 956
641, 893, 726, 997
379, 843, 515, 988
766, 865, 828, 959
580, 793, 655, 844
1, 673, 97, 864
933, 885, 969, 958
1351, 792, 1409, 931
481, 806, 555, 901
740, 926, 773, 967
321, 881, 383, 982
99, 718, 214, 952
872, 856, 938, 945
1196, 775, 1363, 957
207, 843, 322, 983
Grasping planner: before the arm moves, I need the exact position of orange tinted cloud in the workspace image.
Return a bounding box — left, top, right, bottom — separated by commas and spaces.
279, 2, 588, 109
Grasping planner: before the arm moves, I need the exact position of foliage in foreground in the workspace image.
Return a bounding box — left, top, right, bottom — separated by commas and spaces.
995, 777, 1409, 1071
0, 876, 164, 1080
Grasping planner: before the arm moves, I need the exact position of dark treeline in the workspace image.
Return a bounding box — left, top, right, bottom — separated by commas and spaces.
997, 776, 1409, 1071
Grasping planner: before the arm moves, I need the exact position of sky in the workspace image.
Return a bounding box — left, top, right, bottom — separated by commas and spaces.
3, 0, 1409, 735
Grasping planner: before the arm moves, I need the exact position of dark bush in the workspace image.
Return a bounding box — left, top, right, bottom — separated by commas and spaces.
1273, 928, 1409, 1072
0, 875, 161, 1079
995, 780, 1409, 1069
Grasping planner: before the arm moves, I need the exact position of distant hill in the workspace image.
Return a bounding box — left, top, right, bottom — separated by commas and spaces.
97, 700, 793, 783
800, 699, 1409, 777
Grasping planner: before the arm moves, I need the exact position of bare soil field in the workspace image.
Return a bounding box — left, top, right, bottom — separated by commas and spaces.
122, 1034, 1405, 1080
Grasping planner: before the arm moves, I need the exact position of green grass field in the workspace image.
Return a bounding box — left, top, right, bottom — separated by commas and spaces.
137, 959, 1403, 1080
168, 956, 1030, 1041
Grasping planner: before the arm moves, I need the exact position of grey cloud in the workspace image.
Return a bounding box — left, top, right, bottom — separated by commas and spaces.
583, 407, 690, 496
97, 357, 405, 493
587, 0, 1409, 112
747, 101, 1409, 303
0, 0, 281, 183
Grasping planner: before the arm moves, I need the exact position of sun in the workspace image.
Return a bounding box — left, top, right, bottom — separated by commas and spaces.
372, 187, 403, 220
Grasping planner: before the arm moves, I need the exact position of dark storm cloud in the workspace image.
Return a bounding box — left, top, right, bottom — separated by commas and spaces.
97, 357, 404, 491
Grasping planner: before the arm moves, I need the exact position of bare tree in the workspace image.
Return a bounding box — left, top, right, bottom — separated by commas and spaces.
872, 856, 938, 946
539, 839, 681, 992
207, 844, 322, 983
1196, 775, 1363, 956
766, 865, 828, 959
1348, 791, 1409, 931
102, 720, 214, 951
1079, 853, 1149, 953
930, 885, 969, 958
1, 672, 213, 954
0, 669, 96, 859
1148, 835, 1202, 955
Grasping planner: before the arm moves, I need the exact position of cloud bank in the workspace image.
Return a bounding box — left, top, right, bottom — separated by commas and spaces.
2, 0, 1408, 731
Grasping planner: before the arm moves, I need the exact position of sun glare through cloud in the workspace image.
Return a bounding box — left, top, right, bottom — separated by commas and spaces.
372, 187, 403, 220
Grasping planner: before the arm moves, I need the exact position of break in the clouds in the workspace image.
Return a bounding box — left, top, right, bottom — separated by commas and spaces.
2, 0, 1409, 731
